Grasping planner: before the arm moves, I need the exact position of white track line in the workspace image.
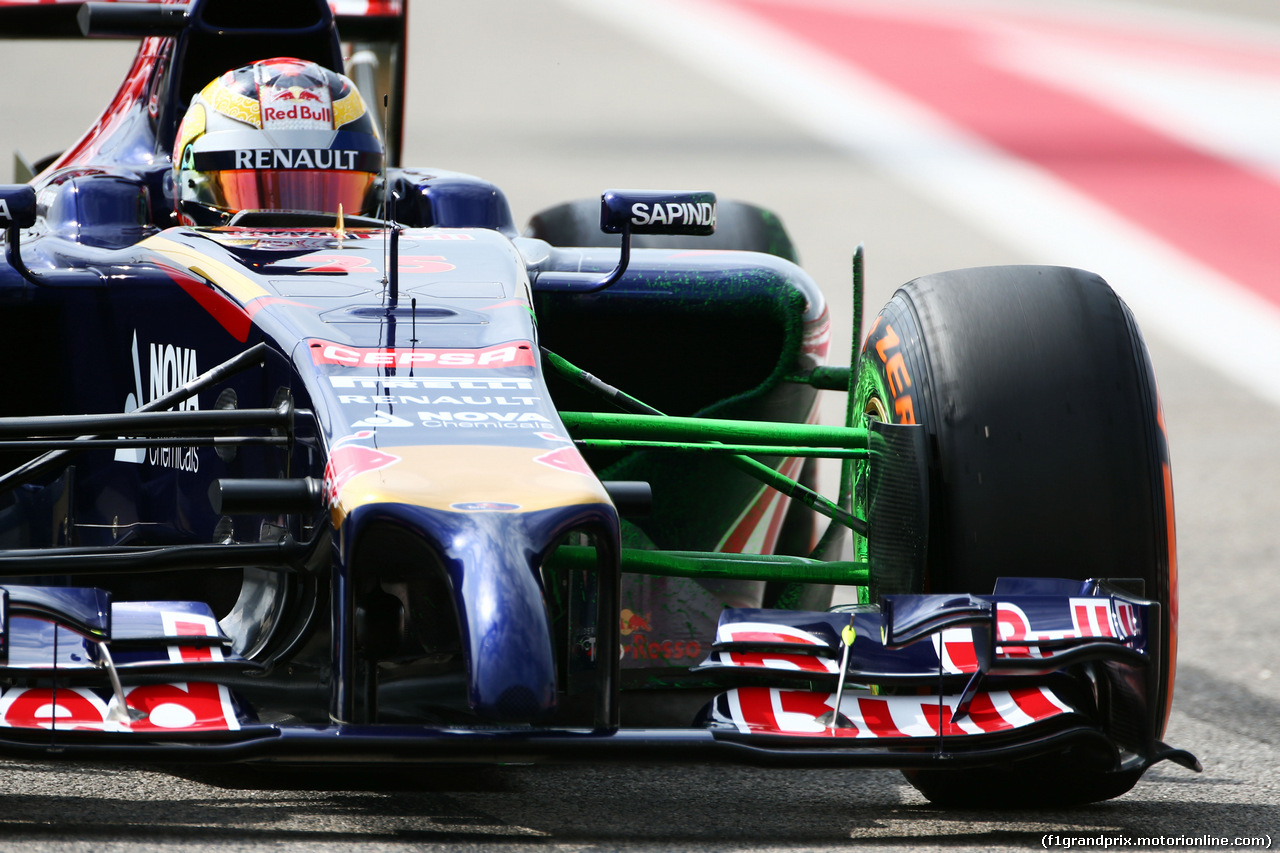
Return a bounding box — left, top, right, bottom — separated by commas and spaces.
561, 0, 1280, 406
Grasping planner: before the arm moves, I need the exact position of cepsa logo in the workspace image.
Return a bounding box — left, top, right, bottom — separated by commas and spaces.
309, 341, 536, 369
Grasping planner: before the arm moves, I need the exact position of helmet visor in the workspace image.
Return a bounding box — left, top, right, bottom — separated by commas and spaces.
210, 169, 377, 217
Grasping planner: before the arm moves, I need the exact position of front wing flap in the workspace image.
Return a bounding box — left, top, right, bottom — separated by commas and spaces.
686, 580, 1182, 774
700, 587, 1150, 683
703, 685, 1076, 741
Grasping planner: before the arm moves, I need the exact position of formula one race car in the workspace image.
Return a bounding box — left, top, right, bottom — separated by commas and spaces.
0, 0, 1197, 806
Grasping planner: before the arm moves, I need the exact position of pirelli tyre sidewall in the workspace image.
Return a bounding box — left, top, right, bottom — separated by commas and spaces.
855, 265, 1177, 806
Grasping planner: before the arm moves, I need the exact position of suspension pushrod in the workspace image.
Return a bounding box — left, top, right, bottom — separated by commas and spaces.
0, 437, 291, 451
0, 537, 321, 577
548, 545, 869, 586
544, 349, 869, 537
573, 439, 865, 459
0, 404, 293, 439
559, 411, 868, 449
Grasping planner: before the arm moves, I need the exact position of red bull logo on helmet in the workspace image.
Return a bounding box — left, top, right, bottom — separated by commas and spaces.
262, 85, 333, 128
263, 103, 333, 124
276, 87, 324, 103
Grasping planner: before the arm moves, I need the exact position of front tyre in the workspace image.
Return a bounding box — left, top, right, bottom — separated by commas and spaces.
855, 266, 1176, 806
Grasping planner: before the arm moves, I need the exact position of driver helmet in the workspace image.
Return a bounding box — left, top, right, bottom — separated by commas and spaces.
174, 57, 382, 225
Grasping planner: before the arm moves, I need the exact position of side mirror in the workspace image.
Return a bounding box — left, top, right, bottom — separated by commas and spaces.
600, 189, 716, 237
2, 185, 41, 285
0, 185, 37, 230
533, 190, 718, 294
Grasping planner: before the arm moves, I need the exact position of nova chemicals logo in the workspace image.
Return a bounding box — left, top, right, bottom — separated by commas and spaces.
116, 331, 201, 471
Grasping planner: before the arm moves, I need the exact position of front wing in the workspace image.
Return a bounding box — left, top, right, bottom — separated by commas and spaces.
0, 578, 1197, 778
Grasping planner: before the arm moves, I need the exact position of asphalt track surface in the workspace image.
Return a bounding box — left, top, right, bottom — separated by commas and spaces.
1, 0, 1279, 850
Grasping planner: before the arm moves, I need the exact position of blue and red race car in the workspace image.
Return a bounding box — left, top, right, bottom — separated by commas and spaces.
0, 0, 1196, 806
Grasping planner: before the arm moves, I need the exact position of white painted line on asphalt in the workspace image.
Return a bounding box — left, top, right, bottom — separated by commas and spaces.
561, 0, 1280, 407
